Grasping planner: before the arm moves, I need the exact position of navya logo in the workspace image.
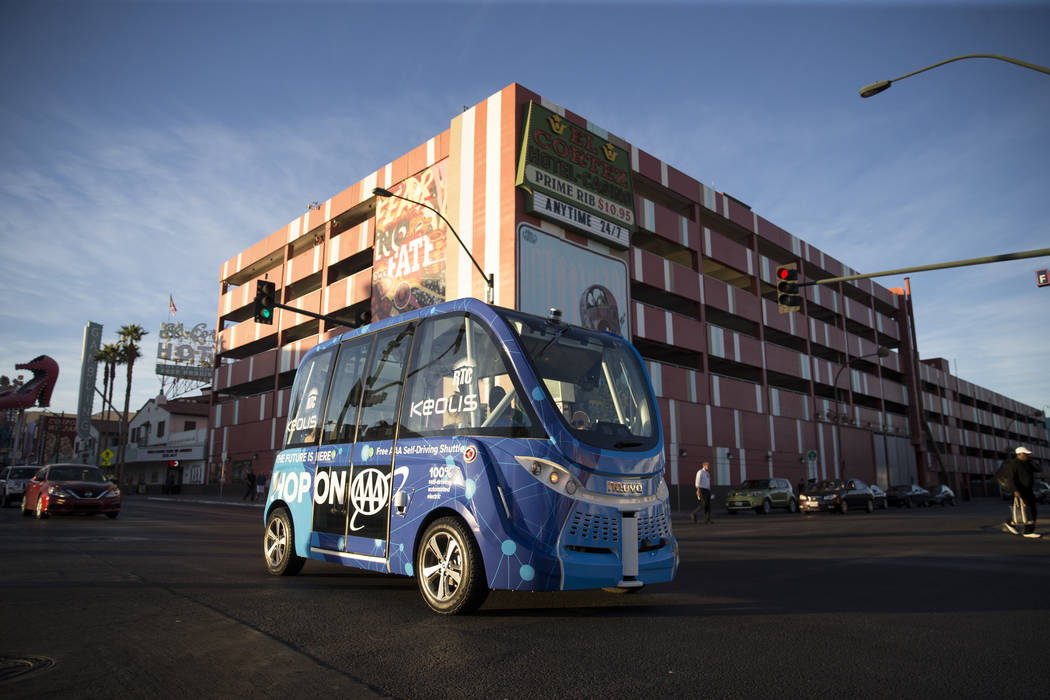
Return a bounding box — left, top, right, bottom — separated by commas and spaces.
606, 480, 644, 495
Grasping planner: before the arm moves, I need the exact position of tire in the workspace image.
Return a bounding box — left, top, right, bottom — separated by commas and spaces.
21, 495, 32, 517
758, 499, 772, 515
416, 516, 488, 615
866, 498, 874, 513
839, 500, 848, 514
34, 496, 49, 520
787, 499, 798, 514
105, 511, 119, 519
264, 508, 305, 576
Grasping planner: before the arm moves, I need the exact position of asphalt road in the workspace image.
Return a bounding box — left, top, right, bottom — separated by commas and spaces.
1, 496, 1047, 698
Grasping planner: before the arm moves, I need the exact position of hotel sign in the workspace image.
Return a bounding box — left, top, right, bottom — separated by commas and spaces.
516, 102, 635, 248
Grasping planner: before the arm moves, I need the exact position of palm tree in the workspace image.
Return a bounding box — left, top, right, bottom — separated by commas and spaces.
116, 324, 147, 486
94, 343, 122, 471
94, 343, 121, 422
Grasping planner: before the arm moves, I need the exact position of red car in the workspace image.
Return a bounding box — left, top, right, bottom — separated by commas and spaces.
21, 463, 121, 519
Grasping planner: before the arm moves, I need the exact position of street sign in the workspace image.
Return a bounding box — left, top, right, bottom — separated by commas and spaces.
1037, 269, 1049, 287
806, 449, 818, 461
100, 448, 114, 466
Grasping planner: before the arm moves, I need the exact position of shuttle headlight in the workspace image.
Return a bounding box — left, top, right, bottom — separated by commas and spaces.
514, 456, 663, 508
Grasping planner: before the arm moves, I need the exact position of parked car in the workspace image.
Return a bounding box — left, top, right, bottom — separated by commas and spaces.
21, 463, 121, 519
1033, 480, 1050, 505
886, 484, 929, 508
868, 484, 889, 510
799, 478, 875, 514
1, 465, 41, 507
925, 484, 956, 506
725, 478, 798, 514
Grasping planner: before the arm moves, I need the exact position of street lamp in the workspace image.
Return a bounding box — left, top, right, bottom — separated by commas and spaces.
831, 346, 890, 475
859, 53, 1050, 98
372, 187, 495, 304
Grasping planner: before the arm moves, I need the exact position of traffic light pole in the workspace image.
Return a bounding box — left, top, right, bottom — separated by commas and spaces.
267, 301, 370, 330
797, 247, 1050, 286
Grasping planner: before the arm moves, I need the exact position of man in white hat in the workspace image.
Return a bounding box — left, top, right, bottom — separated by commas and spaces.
1002, 446, 1041, 538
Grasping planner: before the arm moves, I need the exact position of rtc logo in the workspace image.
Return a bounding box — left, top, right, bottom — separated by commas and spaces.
463, 445, 477, 463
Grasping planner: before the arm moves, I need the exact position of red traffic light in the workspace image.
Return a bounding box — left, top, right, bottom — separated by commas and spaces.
775, 263, 801, 313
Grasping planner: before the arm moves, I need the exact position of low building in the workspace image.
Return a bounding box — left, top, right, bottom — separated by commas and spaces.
209, 82, 1047, 505
124, 394, 209, 493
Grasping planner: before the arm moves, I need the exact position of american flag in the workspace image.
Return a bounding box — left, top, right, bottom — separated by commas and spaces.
169, 294, 177, 315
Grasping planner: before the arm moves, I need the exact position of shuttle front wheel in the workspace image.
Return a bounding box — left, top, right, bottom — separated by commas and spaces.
264, 507, 305, 576
416, 516, 489, 615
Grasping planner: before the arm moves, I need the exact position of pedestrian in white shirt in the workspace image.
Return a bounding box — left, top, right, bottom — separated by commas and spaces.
691, 462, 712, 524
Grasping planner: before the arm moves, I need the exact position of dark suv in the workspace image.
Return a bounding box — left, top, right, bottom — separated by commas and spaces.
887, 484, 929, 508
925, 484, 956, 506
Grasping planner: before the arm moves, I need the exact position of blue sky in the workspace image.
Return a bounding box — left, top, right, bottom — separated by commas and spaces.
2, 0, 1048, 418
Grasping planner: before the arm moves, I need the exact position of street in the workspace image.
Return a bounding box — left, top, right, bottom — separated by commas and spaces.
1, 497, 1047, 698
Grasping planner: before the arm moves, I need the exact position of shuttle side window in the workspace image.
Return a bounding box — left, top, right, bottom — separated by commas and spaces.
356, 322, 416, 442
283, 347, 336, 448
400, 314, 539, 439
320, 336, 375, 445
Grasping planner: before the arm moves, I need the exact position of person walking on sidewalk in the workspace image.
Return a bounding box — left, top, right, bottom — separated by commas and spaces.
691, 462, 712, 524
243, 469, 257, 502
1002, 445, 1041, 538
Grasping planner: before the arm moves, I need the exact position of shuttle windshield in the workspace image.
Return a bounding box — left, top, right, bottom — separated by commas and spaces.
499, 309, 658, 451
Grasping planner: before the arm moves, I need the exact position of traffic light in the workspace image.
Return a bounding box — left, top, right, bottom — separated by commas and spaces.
776, 263, 801, 313
254, 280, 276, 324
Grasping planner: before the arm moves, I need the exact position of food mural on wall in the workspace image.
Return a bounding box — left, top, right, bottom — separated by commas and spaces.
371, 162, 448, 322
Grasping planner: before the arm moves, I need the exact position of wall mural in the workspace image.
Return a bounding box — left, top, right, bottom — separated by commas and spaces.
371, 161, 448, 322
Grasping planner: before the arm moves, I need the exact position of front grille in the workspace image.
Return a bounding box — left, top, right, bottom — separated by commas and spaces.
563, 506, 673, 555
638, 506, 670, 543
567, 510, 620, 544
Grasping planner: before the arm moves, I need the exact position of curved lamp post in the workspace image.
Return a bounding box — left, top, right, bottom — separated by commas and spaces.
372, 187, 494, 303
859, 53, 1050, 98
831, 346, 890, 475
